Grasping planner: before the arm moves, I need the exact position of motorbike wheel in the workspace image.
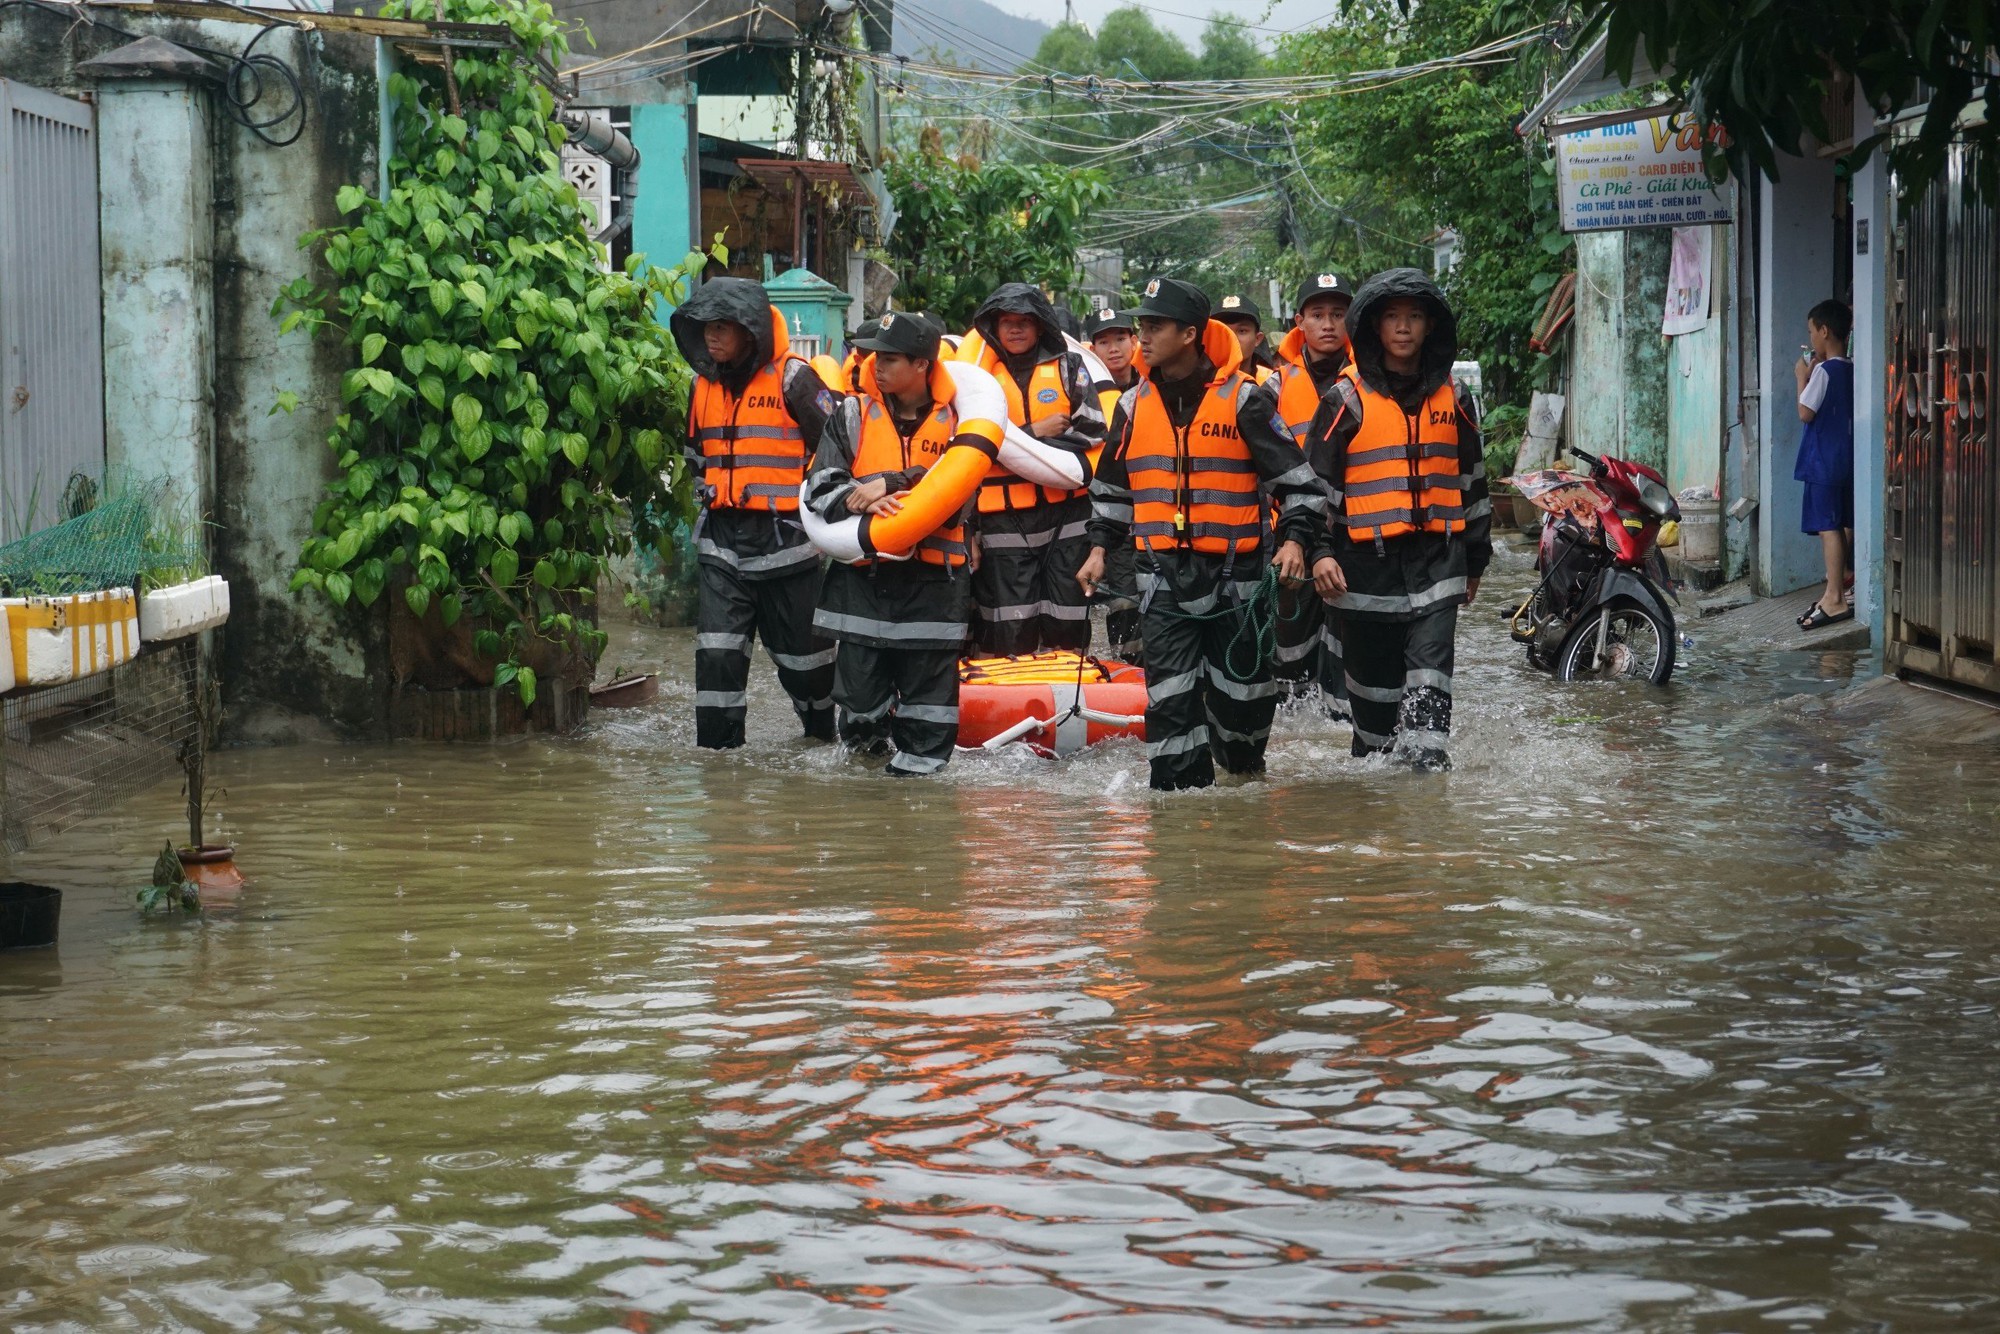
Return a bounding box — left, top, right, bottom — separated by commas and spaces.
1554, 597, 1676, 685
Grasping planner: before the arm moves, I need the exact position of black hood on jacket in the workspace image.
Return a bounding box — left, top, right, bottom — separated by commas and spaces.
670, 277, 777, 381
1345, 267, 1457, 403
970, 283, 1068, 364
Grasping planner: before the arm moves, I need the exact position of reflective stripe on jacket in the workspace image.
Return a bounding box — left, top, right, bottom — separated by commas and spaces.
1125, 322, 1264, 556
692, 355, 809, 512
1336, 364, 1466, 541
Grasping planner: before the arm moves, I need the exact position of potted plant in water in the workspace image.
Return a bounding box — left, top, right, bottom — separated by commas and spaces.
176, 670, 242, 895
138, 842, 200, 917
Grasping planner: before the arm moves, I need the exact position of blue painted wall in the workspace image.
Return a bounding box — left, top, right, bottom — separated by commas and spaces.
1755, 162, 1839, 599
629, 97, 696, 311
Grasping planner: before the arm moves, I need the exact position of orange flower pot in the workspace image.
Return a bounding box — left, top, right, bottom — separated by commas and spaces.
178, 845, 244, 895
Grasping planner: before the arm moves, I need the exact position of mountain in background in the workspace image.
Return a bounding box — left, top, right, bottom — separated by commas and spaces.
892, 0, 1051, 74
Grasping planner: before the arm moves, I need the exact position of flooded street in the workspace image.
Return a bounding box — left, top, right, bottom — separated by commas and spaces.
5, 554, 1999, 1331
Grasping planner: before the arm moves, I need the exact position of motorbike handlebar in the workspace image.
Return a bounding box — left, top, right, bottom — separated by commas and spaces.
1567, 447, 1607, 477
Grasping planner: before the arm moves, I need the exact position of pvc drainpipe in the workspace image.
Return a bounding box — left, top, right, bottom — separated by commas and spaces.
376, 37, 396, 201
557, 108, 641, 244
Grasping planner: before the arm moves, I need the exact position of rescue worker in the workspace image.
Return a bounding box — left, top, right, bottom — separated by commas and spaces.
1076, 278, 1329, 791
1253, 272, 1355, 712
806, 312, 999, 776
842, 319, 882, 392
1215, 293, 1278, 382
1085, 307, 1141, 392
1302, 267, 1491, 771
1085, 307, 1144, 662
957, 283, 1107, 655
671, 277, 839, 750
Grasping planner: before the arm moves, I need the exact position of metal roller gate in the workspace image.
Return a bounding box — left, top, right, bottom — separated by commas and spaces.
1886, 137, 2000, 693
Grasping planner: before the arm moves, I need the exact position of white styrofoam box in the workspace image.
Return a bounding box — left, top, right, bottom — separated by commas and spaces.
2, 588, 141, 686
0, 617, 14, 693
139, 574, 230, 643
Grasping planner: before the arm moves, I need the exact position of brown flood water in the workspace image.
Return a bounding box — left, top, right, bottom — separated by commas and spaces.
3, 555, 1999, 1331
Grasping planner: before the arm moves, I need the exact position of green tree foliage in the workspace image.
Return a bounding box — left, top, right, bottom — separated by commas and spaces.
1094, 8, 1197, 83
883, 139, 1112, 328
1508, 0, 1997, 205
1019, 10, 1276, 299
273, 0, 696, 705
1284, 0, 1571, 406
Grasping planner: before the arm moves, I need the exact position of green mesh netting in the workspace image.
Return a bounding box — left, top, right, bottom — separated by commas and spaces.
0, 478, 204, 597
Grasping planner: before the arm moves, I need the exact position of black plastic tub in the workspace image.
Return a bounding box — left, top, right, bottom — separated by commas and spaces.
0, 883, 61, 949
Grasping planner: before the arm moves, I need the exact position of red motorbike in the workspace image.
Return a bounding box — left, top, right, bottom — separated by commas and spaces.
1509, 448, 1681, 684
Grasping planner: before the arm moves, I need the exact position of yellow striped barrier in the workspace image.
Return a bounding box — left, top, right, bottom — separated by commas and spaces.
2, 588, 141, 688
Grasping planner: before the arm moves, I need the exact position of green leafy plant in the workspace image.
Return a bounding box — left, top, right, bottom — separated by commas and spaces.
1282, 0, 1575, 409
1482, 403, 1527, 481
272, 0, 699, 706
618, 513, 698, 627
883, 135, 1113, 329
138, 842, 199, 916
1011, 13, 1279, 299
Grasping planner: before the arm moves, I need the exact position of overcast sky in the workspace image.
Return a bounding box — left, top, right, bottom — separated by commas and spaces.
991, 0, 1342, 47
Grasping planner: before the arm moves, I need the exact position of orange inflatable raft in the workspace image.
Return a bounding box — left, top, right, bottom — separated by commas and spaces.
956, 652, 1148, 757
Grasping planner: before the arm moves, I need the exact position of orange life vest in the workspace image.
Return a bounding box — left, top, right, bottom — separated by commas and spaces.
810, 354, 846, 394
850, 362, 973, 568
1123, 320, 1264, 556
1336, 365, 1466, 542
1271, 328, 1328, 448
691, 307, 808, 512
958, 331, 1081, 512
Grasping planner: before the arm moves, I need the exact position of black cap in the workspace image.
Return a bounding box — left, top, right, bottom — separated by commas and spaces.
1085, 307, 1134, 336
1215, 293, 1262, 329
851, 309, 940, 360
1294, 271, 1354, 313
1129, 276, 1209, 327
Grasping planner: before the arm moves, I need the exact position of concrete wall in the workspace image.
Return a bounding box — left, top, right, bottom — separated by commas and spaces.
1569, 227, 1671, 474
97, 83, 214, 510
1848, 95, 1890, 658
209, 26, 387, 741
698, 94, 789, 147
1720, 210, 1755, 582
547, 0, 812, 67
0, 11, 388, 740
1664, 226, 1725, 496
1755, 158, 1840, 598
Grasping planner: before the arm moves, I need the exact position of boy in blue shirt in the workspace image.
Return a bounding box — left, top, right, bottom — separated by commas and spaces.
1794, 299, 1853, 630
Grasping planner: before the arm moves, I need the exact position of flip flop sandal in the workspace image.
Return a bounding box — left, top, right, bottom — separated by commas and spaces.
1800, 603, 1855, 632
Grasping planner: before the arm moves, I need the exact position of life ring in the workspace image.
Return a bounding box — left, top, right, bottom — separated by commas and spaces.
1064, 333, 1119, 469
953, 330, 1098, 489
802, 360, 1082, 562
956, 651, 1148, 757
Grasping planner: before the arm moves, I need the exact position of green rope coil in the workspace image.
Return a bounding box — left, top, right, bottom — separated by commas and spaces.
1153, 565, 1316, 683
